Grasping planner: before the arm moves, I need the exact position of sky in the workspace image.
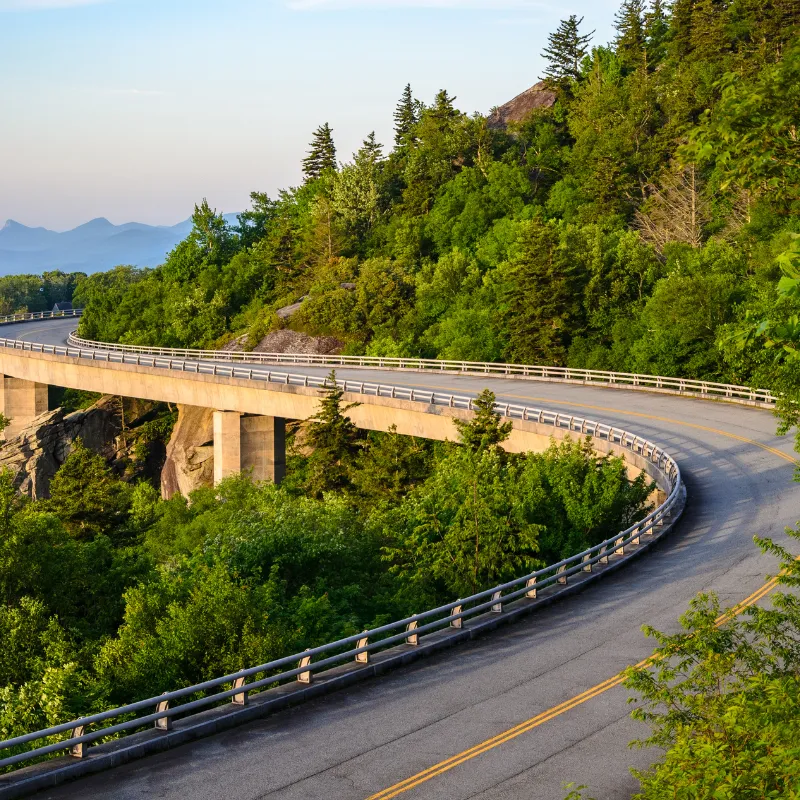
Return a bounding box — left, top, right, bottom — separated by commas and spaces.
0, 0, 619, 231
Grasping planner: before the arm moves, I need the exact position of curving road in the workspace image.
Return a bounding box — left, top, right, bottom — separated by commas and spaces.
4, 318, 799, 800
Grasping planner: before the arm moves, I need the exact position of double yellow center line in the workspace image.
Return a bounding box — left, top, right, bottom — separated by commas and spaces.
366, 393, 796, 799
367, 571, 787, 799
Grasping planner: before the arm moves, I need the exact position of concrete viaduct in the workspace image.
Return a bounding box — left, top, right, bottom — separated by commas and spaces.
0, 314, 797, 800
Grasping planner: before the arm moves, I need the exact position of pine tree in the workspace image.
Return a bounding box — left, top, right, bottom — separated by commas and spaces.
542, 15, 595, 82
393, 84, 419, 146
670, 0, 696, 58
303, 371, 361, 497
430, 89, 458, 121
615, 0, 647, 71
361, 131, 384, 164
302, 123, 337, 182
644, 0, 670, 65
453, 390, 513, 453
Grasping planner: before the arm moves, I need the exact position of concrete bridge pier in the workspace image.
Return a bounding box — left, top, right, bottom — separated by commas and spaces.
0, 375, 48, 439
213, 412, 286, 486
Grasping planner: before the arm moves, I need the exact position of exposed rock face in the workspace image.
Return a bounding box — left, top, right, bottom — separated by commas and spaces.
223, 329, 344, 356
0, 396, 122, 499
487, 81, 557, 129
160, 405, 214, 500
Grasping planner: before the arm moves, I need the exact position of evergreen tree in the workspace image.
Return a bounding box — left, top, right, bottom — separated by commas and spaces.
303, 371, 362, 497
644, 0, 670, 65
430, 89, 458, 121
689, 0, 729, 61
302, 123, 337, 182
542, 15, 595, 82
670, 0, 696, 58
360, 131, 384, 163
453, 390, 513, 453
393, 84, 419, 146
46, 439, 132, 540
501, 219, 586, 366
615, 0, 647, 70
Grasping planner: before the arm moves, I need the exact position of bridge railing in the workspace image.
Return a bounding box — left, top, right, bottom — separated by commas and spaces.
65, 332, 775, 406
0, 309, 82, 324
0, 332, 683, 772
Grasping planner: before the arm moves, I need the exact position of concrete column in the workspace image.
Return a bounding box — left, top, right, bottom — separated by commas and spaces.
213, 412, 286, 486
213, 411, 242, 485
0, 375, 49, 440
241, 415, 286, 485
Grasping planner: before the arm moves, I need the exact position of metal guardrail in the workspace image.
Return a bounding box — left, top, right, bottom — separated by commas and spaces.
0, 327, 682, 771
66, 331, 776, 406
0, 310, 82, 324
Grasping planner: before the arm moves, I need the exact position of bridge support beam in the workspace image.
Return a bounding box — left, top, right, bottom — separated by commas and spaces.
213, 412, 285, 486
0, 375, 48, 440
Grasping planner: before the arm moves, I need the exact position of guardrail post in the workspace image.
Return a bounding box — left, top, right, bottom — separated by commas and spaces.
525, 577, 537, 598
355, 634, 369, 664
298, 652, 312, 685
232, 676, 248, 706
582, 554, 592, 573
450, 604, 463, 628
405, 619, 419, 646
491, 591, 503, 613
69, 726, 86, 758
599, 545, 609, 564
155, 695, 172, 730
615, 537, 625, 556
557, 565, 568, 585
632, 527, 641, 545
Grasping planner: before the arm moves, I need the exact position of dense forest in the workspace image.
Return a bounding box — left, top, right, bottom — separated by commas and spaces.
1, 0, 799, 795
72, 0, 799, 409
0, 384, 652, 765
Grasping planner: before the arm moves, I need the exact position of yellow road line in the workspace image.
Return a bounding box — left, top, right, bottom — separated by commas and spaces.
366, 571, 787, 799
402, 382, 797, 466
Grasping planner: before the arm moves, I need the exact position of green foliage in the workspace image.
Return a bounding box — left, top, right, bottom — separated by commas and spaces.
0, 270, 83, 316
45, 440, 133, 540
625, 525, 800, 798
453, 389, 513, 452
541, 15, 594, 83
302, 371, 362, 498
303, 123, 337, 182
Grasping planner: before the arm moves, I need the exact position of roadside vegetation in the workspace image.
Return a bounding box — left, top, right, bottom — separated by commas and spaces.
0, 0, 798, 793
0, 385, 652, 763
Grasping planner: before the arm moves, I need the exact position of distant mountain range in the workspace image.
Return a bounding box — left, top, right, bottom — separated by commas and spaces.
0, 214, 239, 276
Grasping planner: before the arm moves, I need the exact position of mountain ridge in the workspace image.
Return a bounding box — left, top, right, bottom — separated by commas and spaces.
0, 214, 238, 276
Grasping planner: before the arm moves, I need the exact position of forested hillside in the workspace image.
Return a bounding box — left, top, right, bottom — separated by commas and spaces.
2, 1, 800, 793
75, 0, 799, 405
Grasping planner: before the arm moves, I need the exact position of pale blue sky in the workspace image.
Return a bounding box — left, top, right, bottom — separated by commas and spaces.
1, 0, 618, 230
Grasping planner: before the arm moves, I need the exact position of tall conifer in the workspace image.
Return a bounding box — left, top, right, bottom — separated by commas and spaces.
644, 0, 670, 65
302, 123, 337, 182
393, 84, 418, 146
614, 0, 647, 70
542, 15, 594, 81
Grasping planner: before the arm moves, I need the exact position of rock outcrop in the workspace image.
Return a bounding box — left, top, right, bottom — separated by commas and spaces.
487, 81, 557, 129
223, 329, 344, 356
0, 396, 122, 499
160, 405, 214, 499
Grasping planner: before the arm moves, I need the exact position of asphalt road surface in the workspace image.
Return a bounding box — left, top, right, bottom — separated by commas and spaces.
5, 318, 798, 800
